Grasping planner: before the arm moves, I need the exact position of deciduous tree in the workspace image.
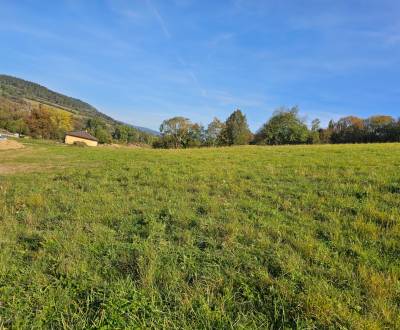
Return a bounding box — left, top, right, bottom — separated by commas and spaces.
205, 117, 225, 146
222, 109, 252, 145
254, 107, 309, 145
159, 117, 192, 148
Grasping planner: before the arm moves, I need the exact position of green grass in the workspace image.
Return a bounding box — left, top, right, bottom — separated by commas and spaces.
1, 141, 399, 329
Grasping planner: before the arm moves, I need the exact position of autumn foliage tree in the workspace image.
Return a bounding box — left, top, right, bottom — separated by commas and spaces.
26, 107, 56, 139
328, 115, 399, 143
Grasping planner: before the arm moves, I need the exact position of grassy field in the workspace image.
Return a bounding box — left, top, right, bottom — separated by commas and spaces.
0, 140, 399, 329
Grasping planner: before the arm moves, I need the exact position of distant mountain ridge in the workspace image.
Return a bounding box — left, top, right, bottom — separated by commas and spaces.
128, 124, 159, 136
0, 74, 158, 135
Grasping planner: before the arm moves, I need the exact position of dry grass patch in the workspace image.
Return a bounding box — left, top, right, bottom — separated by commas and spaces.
0, 163, 67, 175
0, 140, 25, 151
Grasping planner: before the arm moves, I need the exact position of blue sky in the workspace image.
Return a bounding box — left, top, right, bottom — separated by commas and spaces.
0, 0, 399, 131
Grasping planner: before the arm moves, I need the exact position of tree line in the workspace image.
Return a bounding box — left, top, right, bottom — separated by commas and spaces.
154, 107, 400, 148
2, 95, 399, 147
153, 110, 252, 148
86, 118, 156, 145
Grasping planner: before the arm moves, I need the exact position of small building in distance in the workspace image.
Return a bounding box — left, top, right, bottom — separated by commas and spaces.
65, 131, 98, 146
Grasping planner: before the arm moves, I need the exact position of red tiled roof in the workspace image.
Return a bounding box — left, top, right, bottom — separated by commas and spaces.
65, 131, 98, 142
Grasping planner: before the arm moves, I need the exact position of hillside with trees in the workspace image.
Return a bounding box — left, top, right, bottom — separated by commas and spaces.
0, 75, 157, 144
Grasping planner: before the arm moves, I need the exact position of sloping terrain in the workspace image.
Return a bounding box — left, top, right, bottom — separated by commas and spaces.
0, 74, 157, 135
0, 74, 115, 123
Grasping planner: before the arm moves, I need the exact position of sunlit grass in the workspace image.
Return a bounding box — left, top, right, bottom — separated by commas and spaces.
1, 141, 399, 328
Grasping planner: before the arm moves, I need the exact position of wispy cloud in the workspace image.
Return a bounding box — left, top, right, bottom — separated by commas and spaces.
0, 23, 59, 40
113, 0, 208, 100
145, 0, 171, 39
176, 55, 207, 96
105, 0, 144, 21
208, 33, 235, 48
205, 90, 265, 108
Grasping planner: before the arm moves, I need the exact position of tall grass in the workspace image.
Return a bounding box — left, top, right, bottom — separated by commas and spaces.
0, 142, 399, 328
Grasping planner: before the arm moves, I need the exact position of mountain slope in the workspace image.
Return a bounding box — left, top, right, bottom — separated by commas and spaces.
127, 124, 160, 136
0, 74, 157, 135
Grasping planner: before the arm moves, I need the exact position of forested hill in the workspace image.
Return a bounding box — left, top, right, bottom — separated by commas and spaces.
0, 74, 117, 123
0, 74, 160, 135
0, 74, 158, 143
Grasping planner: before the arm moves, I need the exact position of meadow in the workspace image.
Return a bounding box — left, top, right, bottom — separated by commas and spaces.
0, 140, 399, 329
